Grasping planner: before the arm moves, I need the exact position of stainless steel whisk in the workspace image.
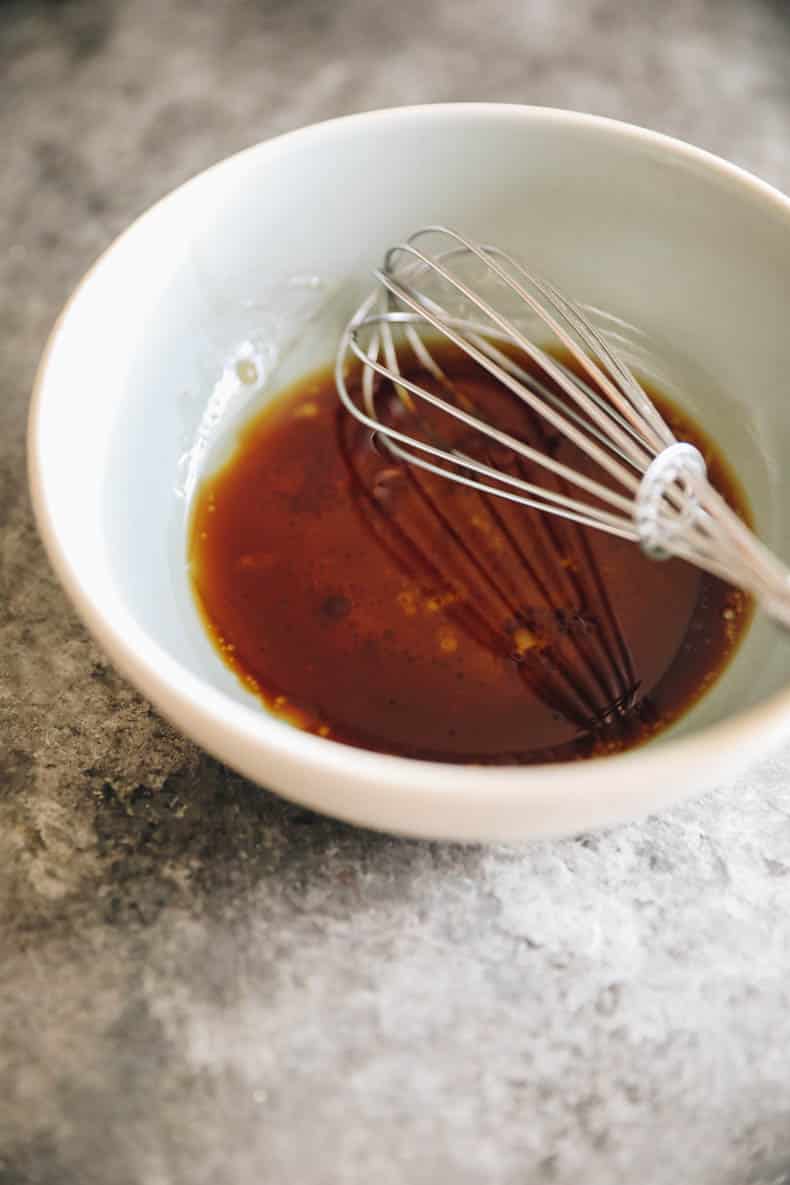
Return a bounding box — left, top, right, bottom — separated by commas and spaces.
336, 226, 790, 630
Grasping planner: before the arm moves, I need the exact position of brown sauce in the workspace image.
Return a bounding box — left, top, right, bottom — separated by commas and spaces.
189, 343, 752, 764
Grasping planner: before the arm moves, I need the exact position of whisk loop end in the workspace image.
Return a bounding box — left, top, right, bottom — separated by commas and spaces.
336, 226, 790, 630
635, 442, 707, 561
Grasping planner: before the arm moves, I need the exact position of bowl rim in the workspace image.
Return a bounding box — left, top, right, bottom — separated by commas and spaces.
28, 102, 790, 835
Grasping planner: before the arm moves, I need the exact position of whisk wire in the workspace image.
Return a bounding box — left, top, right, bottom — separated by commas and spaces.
373, 266, 645, 495
336, 227, 790, 629
392, 227, 673, 455
377, 250, 653, 482
344, 322, 637, 525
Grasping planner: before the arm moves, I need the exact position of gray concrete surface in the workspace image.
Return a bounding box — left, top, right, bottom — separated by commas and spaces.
3, 1, 790, 1182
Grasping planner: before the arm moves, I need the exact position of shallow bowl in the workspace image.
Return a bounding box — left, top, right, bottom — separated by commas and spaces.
29, 104, 790, 840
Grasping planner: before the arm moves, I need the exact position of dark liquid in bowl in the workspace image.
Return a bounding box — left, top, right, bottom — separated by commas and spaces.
189, 344, 752, 764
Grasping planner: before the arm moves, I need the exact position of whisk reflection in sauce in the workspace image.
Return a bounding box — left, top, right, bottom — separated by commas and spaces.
339, 421, 642, 739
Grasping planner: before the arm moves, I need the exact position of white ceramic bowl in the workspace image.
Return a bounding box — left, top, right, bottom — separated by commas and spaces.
29, 104, 790, 840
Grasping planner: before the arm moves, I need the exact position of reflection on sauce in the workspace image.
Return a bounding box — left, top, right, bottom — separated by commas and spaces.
189, 344, 752, 764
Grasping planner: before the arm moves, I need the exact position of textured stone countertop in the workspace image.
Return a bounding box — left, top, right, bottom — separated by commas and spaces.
3, 1, 790, 1182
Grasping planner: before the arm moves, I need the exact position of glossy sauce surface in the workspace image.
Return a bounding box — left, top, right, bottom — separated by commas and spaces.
189, 345, 752, 764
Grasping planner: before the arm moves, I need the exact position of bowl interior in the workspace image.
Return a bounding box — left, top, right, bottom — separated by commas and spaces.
37, 108, 790, 756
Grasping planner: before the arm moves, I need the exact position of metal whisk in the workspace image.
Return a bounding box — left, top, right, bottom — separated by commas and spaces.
336, 227, 790, 630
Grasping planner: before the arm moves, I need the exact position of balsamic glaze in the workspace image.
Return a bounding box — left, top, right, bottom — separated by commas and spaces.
190, 345, 751, 764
